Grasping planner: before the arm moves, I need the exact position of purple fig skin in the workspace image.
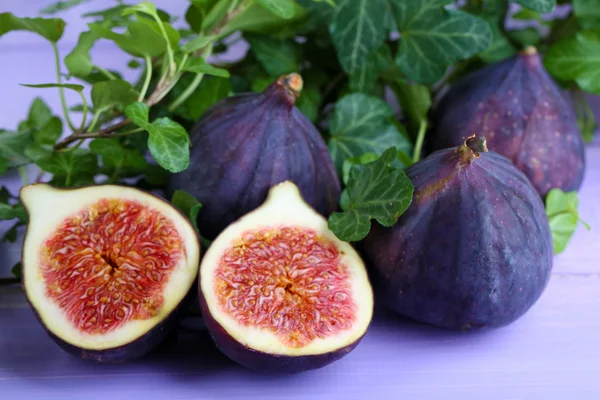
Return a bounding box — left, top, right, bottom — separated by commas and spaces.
431, 47, 585, 197
199, 288, 363, 373
167, 74, 341, 239
364, 136, 553, 331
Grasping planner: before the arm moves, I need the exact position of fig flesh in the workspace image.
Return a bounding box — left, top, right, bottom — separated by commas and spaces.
431, 47, 585, 197
199, 181, 373, 373
364, 136, 553, 330
20, 184, 201, 363
167, 73, 341, 239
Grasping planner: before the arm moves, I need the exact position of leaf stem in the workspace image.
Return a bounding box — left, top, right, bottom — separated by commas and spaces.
18, 166, 29, 186
139, 56, 153, 101
412, 119, 427, 163
87, 111, 102, 133
94, 65, 117, 80
78, 91, 89, 132
168, 45, 214, 112
52, 43, 76, 131
152, 15, 175, 77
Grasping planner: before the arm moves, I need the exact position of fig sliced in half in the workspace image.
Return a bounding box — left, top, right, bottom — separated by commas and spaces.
20, 184, 201, 363
200, 181, 373, 373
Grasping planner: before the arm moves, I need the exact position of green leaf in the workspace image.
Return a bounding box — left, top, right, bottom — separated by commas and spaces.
296, 0, 335, 24
125, 103, 190, 173
91, 80, 138, 112
545, 32, 600, 95
171, 189, 202, 233
0, 203, 26, 222
572, 90, 596, 143
122, 1, 159, 17
36, 149, 98, 187
40, 0, 91, 15
21, 97, 53, 131
21, 83, 84, 92
0, 130, 33, 167
0, 156, 7, 176
89, 18, 179, 57
90, 139, 148, 178
573, 0, 600, 30
296, 84, 322, 122
65, 30, 99, 78
545, 189, 589, 254
514, 0, 555, 12
33, 117, 62, 145
328, 94, 412, 171
349, 44, 393, 93
181, 34, 216, 53
392, 2, 492, 84
257, 0, 296, 19
224, 2, 307, 35
0, 13, 65, 43
172, 76, 231, 121
342, 152, 379, 185
246, 34, 301, 76
392, 79, 431, 127
11, 263, 22, 280
83, 4, 131, 26
508, 28, 541, 47
329, 0, 390, 73
1, 222, 21, 244
512, 8, 541, 20
24, 143, 54, 162
328, 147, 414, 241
182, 57, 231, 78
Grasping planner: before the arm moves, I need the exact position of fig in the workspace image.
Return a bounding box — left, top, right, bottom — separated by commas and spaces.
167, 73, 341, 239
199, 181, 373, 373
20, 184, 201, 363
364, 136, 553, 330
431, 47, 585, 197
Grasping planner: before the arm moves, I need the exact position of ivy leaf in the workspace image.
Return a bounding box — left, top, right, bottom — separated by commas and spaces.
257, 0, 296, 19
181, 34, 216, 53
171, 190, 202, 232
0, 130, 33, 167
246, 34, 301, 76
349, 44, 393, 93
545, 32, 600, 95
392, 2, 492, 84
545, 189, 590, 254
328, 147, 414, 242
514, 0, 555, 12
508, 28, 541, 48
572, 90, 596, 143
89, 18, 179, 58
91, 80, 138, 112
296, 84, 322, 122
573, 0, 600, 30
171, 75, 231, 121
40, 0, 92, 15
33, 117, 62, 146
36, 149, 98, 187
296, 0, 335, 24
19, 97, 53, 131
21, 83, 84, 92
126, 103, 190, 173
0, 13, 65, 43
477, 4, 516, 64
0, 202, 27, 223
328, 94, 412, 171
65, 30, 99, 78
182, 57, 231, 78
83, 4, 131, 26
90, 139, 148, 179
0, 156, 7, 176
329, 0, 390, 73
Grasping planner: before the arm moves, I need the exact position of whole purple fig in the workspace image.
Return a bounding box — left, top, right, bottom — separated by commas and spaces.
364, 136, 553, 330
431, 47, 585, 197
168, 74, 341, 239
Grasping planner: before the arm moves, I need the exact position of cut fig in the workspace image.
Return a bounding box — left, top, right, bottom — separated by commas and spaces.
199, 181, 373, 373
430, 47, 585, 197
364, 136, 553, 330
167, 73, 341, 240
20, 184, 201, 363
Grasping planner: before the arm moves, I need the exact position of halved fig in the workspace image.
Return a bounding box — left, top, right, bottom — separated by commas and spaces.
199, 181, 373, 373
20, 184, 201, 363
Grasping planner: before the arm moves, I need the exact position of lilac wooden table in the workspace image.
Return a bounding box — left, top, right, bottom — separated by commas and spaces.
1, 1, 600, 399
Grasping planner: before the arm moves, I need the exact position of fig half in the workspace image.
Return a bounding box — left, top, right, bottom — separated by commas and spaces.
431, 47, 585, 197
364, 136, 553, 330
20, 184, 201, 363
199, 181, 373, 373
167, 73, 341, 239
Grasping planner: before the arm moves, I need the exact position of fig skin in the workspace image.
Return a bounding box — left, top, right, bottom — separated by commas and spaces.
364, 136, 553, 330
167, 73, 341, 239
199, 293, 364, 373
19, 184, 201, 363
430, 47, 585, 197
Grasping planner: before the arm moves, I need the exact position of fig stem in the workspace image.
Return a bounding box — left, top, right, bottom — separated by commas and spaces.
412, 119, 428, 163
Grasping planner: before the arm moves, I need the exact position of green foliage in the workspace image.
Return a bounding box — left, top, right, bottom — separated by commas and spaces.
328, 147, 414, 241
0, 13, 65, 42
545, 189, 589, 254
515, 0, 556, 12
